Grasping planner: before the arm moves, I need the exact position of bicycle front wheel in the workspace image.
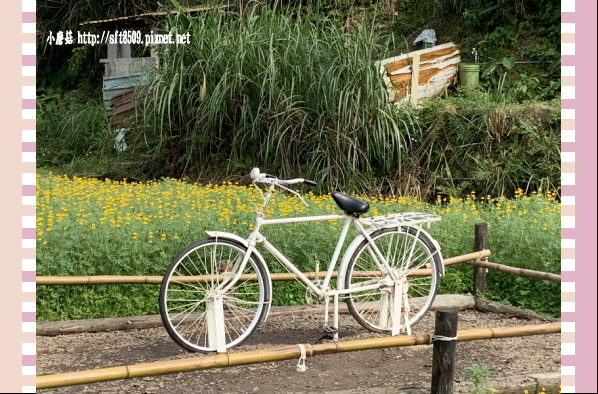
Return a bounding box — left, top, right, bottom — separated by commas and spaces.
345, 227, 441, 334
159, 238, 270, 352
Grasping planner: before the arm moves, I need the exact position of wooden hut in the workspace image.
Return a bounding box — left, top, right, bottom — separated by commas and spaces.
80, 5, 228, 121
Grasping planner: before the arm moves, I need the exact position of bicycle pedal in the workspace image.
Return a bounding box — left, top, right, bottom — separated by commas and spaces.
323, 325, 338, 334
317, 326, 338, 342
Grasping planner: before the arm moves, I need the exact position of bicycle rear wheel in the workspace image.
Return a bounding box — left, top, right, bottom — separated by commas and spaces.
345, 227, 441, 333
159, 238, 269, 352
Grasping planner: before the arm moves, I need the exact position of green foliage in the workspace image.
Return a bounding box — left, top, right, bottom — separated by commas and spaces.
37, 91, 113, 167
135, 6, 420, 193
463, 363, 493, 394
509, 74, 561, 102
395, 0, 560, 102
411, 97, 560, 198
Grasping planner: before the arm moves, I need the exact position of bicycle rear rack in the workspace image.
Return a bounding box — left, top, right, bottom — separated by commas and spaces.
360, 212, 441, 230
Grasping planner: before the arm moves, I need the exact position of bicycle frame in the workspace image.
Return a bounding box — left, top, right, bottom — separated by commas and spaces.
219, 183, 395, 299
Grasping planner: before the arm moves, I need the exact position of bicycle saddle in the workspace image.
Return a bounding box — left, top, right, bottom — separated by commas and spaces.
331, 191, 370, 215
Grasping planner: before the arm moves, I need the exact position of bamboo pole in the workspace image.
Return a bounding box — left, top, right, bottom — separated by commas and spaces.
471, 260, 561, 283
36, 321, 560, 390
442, 250, 491, 266
35, 250, 492, 285
473, 223, 488, 295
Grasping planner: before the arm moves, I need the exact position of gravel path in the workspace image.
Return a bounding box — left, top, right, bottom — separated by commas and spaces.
38, 309, 560, 393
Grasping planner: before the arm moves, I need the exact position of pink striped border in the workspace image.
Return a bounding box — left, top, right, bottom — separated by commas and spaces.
21, 0, 36, 392
560, 2, 575, 392
561, 0, 598, 392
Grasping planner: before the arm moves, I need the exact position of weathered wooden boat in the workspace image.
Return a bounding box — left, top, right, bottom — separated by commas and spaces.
377, 42, 460, 106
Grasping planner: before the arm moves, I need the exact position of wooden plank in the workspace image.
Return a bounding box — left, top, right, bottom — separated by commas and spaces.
377, 42, 457, 66
416, 67, 459, 99
390, 65, 457, 102
418, 64, 459, 86
390, 74, 412, 84
410, 53, 420, 107
111, 109, 135, 122
110, 91, 134, 108
110, 89, 136, 129
420, 46, 458, 62
387, 80, 408, 102
387, 53, 460, 78
80, 5, 231, 26
385, 59, 411, 74
474, 297, 559, 321
103, 77, 142, 90
112, 101, 135, 115
36, 294, 475, 336
419, 51, 460, 67
103, 87, 138, 101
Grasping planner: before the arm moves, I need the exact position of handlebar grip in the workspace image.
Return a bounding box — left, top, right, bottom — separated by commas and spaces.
250, 168, 260, 180
265, 174, 277, 179
303, 179, 317, 187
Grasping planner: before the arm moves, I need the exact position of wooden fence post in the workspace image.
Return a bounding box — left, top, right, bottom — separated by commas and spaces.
473, 222, 488, 295
431, 308, 459, 394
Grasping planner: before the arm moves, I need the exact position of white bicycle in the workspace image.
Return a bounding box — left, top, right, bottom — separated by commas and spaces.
159, 168, 444, 353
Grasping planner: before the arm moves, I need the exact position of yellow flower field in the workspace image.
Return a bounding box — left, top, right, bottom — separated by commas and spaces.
36, 174, 561, 320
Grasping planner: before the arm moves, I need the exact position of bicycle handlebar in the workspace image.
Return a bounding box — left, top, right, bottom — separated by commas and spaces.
250, 168, 317, 187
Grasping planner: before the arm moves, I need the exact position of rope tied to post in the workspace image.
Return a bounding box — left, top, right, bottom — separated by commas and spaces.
429, 333, 458, 342
296, 344, 307, 372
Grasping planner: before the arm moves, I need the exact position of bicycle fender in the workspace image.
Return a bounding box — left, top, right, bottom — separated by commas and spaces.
204, 231, 273, 321
415, 227, 444, 276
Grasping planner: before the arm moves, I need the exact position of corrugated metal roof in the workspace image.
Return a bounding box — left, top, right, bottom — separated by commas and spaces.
80, 5, 229, 26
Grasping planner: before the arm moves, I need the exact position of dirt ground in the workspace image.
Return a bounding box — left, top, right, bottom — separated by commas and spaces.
37, 309, 560, 393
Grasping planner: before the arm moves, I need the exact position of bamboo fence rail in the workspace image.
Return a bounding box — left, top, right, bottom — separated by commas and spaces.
471, 260, 561, 282
36, 321, 560, 390
35, 250, 492, 285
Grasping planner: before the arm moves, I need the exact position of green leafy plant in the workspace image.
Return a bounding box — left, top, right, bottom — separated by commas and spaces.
37, 91, 112, 167
134, 5, 423, 194
463, 363, 493, 394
